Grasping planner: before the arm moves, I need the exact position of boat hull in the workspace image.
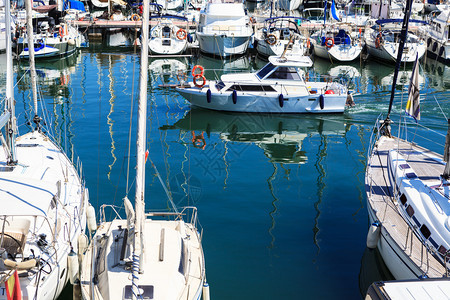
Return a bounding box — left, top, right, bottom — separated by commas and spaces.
196, 33, 251, 57
313, 43, 361, 61
176, 86, 347, 113
426, 38, 450, 65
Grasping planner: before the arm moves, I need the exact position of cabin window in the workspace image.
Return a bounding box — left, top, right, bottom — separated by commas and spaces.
256, 63, 276, 79
406, 205, 414, 217
400, 194, 407, 206
420, 224, 431, 239
216, 81, 225, 90
162, 26, 171, 38
226, 85, 276, 92
178, 238, 188, 276
267, 67, 301, 80
438, 245, 448, 256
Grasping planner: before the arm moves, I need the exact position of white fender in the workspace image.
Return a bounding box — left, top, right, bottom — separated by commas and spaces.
366, 222, 381, 249
68, 249, 79, 284
202, 280, 210, 300
86, 204, 97, 233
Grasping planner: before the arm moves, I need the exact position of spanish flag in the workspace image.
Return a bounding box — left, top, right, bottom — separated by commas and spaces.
5, 271, 21, 300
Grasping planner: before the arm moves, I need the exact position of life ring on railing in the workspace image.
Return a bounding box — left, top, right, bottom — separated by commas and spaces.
325, 37, 334, 49
306, 38, 310, 49
191, 131, 206, 150
191, 65, 204, 77
250, 17, 256, 24
59, 26, 64, 38
266, 33, 277, 46
193, 74, 206, 88
131, 14, 141, 21
176, 28, 187, 40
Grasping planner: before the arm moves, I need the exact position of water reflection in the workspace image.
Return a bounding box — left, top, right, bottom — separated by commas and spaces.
149, 57, 189, 85
424, 58, 450, 90
162, 107, 348, 164
358, 247, 394, 297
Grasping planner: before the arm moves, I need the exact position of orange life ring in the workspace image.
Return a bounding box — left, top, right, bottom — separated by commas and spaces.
325, 37, 334, 49
193, 74, 206, 88
176, 28, 187, 40
266, 33, 277, 46
191, 65, 204, 77
306, 38, 310, 49
191, 131, 206, 150
59, 26, 64, 37
131, 14, 141, 21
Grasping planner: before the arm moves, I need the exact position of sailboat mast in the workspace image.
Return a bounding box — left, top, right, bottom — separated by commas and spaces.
25, 0, 40, 127
384, 0, 412, 129
443, 119, 450, 180
134, 0, 150, 276
4, 0, 16, 164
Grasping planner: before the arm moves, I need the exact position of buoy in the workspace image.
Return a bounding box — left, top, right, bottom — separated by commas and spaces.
278, 94, 284, 108
86, 204, 97, 233
202, 280, 210, 300
319, 95, 324, 110
366, 221, 381, 249
187, 33, 193, 43
67, 39, 75, 46
427, 37, 432, 47
77, 233, 88, 259
206, 89, 211, 103
439, 46, 445, 57
68, 249, 79, 285
433, 41, 438, 52
325, 90, 334, 94
232, 90, 237, 104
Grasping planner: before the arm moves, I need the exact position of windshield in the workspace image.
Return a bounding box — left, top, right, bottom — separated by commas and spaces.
256, 63, 276, 79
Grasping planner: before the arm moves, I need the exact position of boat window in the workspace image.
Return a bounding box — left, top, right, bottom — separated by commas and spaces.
267, 67, 301, 80
226, 85, 276, 92
162, 26, 171, 38
406, 205, 414, 217
400, 194, 407, 206
178, 238, 188, 276
256, 63, 276, 79
420, 224, 431, 239
216, 81, 225, 90
438, 245, 448, 256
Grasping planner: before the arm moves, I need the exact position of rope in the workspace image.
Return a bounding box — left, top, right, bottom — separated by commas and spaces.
131, 253, 143, 300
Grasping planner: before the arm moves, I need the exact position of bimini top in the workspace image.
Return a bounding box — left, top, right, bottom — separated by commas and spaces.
0, 176, 56, 216
268, 55, 313, 68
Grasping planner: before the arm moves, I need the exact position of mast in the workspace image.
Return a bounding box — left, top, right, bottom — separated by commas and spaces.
133, 0, 149, 294
25, 0, 41, 129
4, 0, 17, 165
381, 0, 413, 136
443, 119, 450, 180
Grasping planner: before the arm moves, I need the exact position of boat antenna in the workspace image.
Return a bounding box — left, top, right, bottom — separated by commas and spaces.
25, 0, 42, 130
381, 0, 413, 137
4, 0, 17, 165
443, 118, 450, 180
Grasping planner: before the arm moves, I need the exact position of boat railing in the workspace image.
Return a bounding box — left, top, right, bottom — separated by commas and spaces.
99, 204, 124, 223
199, 23, 251, 35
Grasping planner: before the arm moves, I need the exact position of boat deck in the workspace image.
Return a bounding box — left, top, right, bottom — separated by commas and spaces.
366, 136, 448, 278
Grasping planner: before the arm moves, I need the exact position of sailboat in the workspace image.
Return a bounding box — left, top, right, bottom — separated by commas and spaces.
365, 0, 450, 282
79, 0, 207, 299
0, 0, 88, 299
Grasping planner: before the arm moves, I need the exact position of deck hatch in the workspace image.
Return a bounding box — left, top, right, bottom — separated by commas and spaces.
124, 285, 154, 299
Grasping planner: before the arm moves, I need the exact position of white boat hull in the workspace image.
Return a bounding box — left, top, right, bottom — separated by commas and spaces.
177, 84, 347, 113
365, 41, 426, 63
313, 43, 362, 61
277, 0, 302, 11
196, 33, 250, 57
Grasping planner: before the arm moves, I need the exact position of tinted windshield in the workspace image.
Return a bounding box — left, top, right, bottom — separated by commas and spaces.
256, 63, 276, 79
267, 66, 301, 80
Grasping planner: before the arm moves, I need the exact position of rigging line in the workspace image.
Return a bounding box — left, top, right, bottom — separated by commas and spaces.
126, 47, 138, 196
148, 157, 179, 214
433, 95, 449, 120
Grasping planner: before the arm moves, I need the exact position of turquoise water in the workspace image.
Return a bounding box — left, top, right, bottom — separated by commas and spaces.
8, 45, 450, 299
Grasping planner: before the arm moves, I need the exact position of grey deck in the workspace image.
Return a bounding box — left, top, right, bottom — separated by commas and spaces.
366, 136, 447, 278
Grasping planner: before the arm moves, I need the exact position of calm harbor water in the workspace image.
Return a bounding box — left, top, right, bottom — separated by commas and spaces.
3, 40, 450, 299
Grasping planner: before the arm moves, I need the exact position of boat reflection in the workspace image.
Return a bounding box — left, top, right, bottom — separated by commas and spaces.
162, 107, 348, 164
424, 58, 450, 90
149, 57, 189, 85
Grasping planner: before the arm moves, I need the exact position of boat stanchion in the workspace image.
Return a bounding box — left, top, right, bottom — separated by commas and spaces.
366, 221, 381, 249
